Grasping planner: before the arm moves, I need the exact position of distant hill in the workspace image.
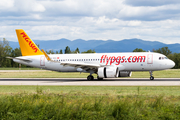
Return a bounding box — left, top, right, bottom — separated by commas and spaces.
9, 38, 180, 53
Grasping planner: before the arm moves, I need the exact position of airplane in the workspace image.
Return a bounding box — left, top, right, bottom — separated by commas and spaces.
7, 29, 175, 80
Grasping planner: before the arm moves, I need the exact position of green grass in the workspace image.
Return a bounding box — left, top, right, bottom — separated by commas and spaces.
1, 86, 180, 119
1, 86, 180, 97
0, 69, 180, 78
0, 67, 41, 70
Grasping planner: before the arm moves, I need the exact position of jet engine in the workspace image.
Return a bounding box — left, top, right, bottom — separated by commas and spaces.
97, 67, 119, 78
118, 71, 132, 77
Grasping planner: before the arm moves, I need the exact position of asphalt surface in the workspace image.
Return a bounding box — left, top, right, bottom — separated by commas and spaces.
0, 78, 180, 86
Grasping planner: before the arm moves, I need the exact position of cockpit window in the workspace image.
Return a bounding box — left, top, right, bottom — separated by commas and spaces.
159, 56, 168, 60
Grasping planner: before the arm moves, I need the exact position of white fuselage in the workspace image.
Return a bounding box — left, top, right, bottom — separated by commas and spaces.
13, 52, 175, 72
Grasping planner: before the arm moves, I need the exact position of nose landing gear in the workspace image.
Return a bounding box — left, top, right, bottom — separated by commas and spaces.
150, 76, 154, 80
149, 71, 154, 80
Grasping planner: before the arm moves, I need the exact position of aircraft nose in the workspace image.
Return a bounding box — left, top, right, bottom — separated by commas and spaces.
169, 60, 175, 68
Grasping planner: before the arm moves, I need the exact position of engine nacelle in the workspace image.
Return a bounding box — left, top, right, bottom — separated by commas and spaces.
118, 71, 132, 77
97, 67, 119, 78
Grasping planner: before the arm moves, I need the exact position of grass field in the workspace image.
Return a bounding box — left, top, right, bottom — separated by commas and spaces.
1, 86, 180, 96
0, 69, 179, 78
0, 68, 180, 119
0, 86, 180, 119
0, 67, 41, 70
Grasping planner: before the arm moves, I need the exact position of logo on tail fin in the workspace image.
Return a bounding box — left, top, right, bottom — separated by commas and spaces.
20, 32, 39, 53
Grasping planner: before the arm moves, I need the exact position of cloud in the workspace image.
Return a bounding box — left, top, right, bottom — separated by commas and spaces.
14, 0, 46, 12
124, 0, 180, 6
0, 0, 180, 44
39, 0, 180, 21
0, 0, 14, 9
1, 0, 180, 21
0, 0, 45, 18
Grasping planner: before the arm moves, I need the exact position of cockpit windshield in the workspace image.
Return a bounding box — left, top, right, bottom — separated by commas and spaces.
159, 57, 168, 60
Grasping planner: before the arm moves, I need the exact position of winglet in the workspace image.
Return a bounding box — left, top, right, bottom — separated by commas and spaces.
41, 49, 51, 61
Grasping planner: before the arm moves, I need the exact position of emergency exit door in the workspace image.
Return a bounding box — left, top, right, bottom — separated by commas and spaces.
147, 54, 153, 64
40, 56, 45, 66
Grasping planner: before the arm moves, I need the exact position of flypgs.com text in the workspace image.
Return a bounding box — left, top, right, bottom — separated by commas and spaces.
100, 55, 146, 65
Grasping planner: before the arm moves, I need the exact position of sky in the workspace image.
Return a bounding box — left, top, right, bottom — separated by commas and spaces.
0, 0, 180, 44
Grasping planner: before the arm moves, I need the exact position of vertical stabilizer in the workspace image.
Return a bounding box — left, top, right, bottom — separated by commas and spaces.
16, 29, 43, 56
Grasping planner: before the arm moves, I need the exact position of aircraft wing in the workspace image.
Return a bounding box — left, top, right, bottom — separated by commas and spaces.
60, 62, 102, 71
61, 62, 125, 71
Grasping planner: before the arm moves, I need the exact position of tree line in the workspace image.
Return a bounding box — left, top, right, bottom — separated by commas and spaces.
133, 47, 180, 69
0, 38, 95, 67
0, 38, 180, 68
47, 46, 95, 54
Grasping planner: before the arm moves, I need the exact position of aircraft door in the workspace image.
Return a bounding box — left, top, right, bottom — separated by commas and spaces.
147, 54, 153, 64
40, 56, 45, 66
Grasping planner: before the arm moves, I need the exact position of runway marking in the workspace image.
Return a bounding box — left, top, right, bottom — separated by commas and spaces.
0, 78, 180, 86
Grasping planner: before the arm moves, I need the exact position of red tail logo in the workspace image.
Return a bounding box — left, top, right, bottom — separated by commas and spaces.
20, 32, 38, 53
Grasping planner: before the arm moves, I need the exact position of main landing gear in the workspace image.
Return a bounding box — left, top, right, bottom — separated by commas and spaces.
87, 75, 103, 80
87, 75, 94, 80
149, 71, 154, 80
97, 76, 103, 80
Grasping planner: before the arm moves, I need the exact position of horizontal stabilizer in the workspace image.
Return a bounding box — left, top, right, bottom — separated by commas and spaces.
6, 57, 32, 62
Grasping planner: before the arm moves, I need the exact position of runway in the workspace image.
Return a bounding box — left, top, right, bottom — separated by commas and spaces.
0, 78, 180, 86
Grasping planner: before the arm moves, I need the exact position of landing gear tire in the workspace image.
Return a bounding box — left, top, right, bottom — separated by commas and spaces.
149, 71, 154, 80
150, 76, 154, 80
97, 76, 103, 80
87, 75, 94, 81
